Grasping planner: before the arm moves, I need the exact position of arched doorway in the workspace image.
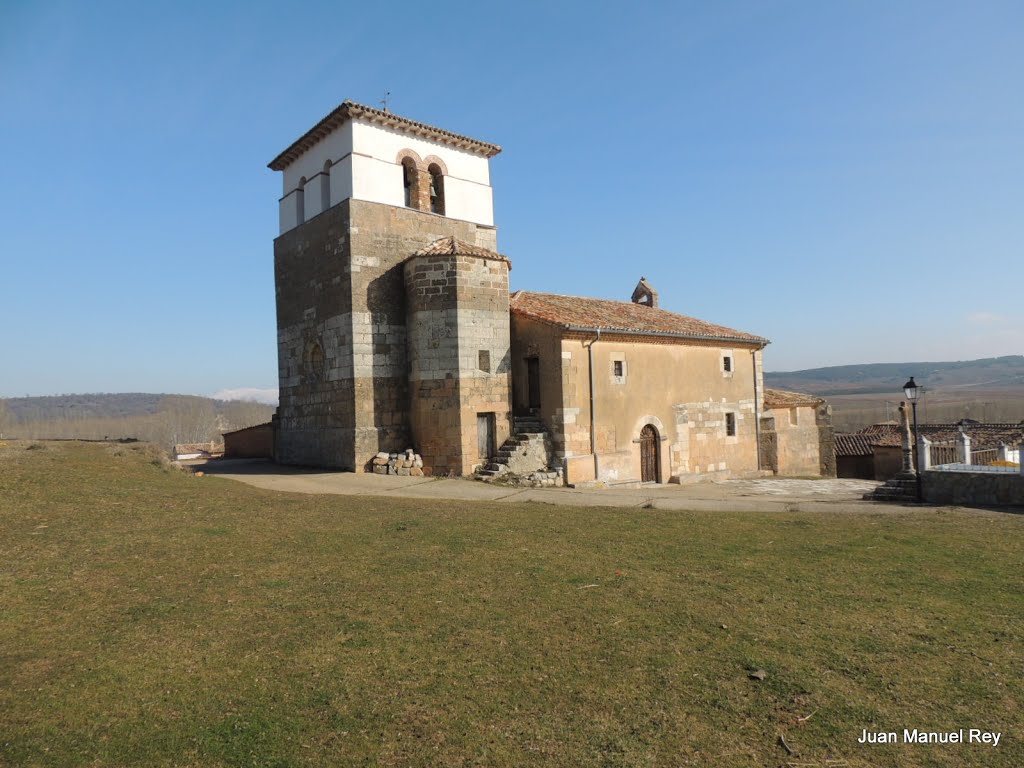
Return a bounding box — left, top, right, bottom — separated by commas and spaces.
640, 424, 660, 483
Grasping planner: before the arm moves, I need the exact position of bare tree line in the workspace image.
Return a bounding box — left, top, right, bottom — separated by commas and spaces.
0, 396, 273, 450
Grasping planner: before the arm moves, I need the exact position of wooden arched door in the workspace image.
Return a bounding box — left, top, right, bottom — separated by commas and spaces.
640, 424, 660, 483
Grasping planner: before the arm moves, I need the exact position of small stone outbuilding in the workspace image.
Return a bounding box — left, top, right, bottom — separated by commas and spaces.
761, 388, 836, 477
223, 422, 273, 459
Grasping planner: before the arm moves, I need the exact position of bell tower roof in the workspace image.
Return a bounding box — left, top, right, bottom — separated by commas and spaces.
268, 100, 502, 171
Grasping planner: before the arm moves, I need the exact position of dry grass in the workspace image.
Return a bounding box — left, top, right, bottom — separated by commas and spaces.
1, 441, 1022, 767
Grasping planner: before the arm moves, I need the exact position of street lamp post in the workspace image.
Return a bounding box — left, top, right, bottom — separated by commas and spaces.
903, 377, 923, 502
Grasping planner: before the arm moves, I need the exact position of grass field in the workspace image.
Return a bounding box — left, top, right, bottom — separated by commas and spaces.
1, 442, 1022, 767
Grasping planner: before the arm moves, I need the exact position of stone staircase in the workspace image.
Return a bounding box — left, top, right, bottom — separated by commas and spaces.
864, 473, 920, 503
477, 415, 553, 480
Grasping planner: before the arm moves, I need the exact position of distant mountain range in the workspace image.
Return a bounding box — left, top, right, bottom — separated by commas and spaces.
4, 393, 273, 423
765, 355, 1024, 397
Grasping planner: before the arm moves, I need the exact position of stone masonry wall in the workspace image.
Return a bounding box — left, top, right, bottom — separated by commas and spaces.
274, 196, 497, 469
757, 405, 834, 478
770, 405, 822, 476
922, 470, 1024, 507
452, 255, 512, 475
671, 397, 758, 476
404, 251, 511, 475
405, 254, 460, 474
274, 201, 357, 468
758, 414, 779, 473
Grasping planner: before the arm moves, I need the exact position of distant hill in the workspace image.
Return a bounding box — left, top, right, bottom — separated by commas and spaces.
5, 393, 170, 422
765, 356, 1024, 397
4, 393, 273, 423
0, 393, 275, 447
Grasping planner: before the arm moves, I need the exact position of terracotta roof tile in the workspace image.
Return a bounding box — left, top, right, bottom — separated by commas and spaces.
510, 291, 768, 345
763, 388, 824, 408
269, 101, 502, 170
835, 433, 874, 456
410, 236, 509, 263
856, 422, 1024, 449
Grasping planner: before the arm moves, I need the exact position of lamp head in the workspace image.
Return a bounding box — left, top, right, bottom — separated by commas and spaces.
902, 377, 919, 401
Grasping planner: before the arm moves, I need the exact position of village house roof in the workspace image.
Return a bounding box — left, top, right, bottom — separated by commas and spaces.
763, 388, 824, 409
410, 236, 510, 265
509, 291, 769, 345
855, 422, 1024, 450
834, 433, 875, 457
268, 100, 503, 171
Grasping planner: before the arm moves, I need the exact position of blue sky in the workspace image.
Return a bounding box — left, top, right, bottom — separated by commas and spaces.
1, 0, 1021, 400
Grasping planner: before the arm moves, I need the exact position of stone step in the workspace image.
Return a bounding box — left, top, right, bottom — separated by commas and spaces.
498, 438, 541, 454
865, 476, 921, 502
513, 421, 544, 431
480, 421, 553, 478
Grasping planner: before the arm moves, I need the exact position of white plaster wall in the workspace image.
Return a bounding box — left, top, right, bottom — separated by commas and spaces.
276, 115, 496, 233
330, 155, 353, 207
351, 154, 404, 209
279, 190, 302, 233
282, 121, 354, 196
442, 175, 494, 227
303, 171, 326, 221
347, 124, 495, 226
350, 120, 491, 185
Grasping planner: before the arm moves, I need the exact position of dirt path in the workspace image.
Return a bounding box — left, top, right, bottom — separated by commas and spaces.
192, 459, 909, 513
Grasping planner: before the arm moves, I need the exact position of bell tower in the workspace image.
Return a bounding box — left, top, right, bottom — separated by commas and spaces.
268, 101, 507, 470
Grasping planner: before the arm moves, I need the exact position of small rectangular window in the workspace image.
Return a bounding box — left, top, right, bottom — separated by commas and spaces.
478, 350, 490, 373
613, 360, 623, 377
789, 407, 798, 426
723, 356, 732, 373
725, 412, 736, 436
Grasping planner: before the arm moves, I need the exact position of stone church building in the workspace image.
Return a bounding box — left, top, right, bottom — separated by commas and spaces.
269, 101, 832, 484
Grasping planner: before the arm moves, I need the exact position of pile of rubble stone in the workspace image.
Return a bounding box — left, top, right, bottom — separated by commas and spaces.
479, 468, 563, 487
372, 449, 424, 476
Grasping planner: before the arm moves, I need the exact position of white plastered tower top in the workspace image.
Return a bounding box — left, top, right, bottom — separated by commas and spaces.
269, 101, 501, 234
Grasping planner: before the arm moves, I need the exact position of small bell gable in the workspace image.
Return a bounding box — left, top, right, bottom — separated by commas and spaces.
631, 277, 658, 308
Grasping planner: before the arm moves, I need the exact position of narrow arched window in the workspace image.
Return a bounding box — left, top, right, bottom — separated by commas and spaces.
306, 341, 324, 381
296, 177, 306, 225
321, 160, 332, 211
428, 164, 445, 215
402, 158, 416, 208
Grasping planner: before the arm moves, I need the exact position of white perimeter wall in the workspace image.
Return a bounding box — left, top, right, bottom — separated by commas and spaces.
277, 118, 494, 234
